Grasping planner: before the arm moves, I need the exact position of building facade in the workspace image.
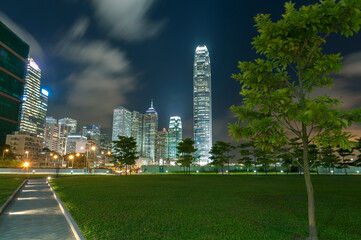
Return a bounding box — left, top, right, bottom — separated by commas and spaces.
6, 131, 43, 160
66, 134, 87, 154
131, 111, 143, 154
19, 58, 48, 138
58, 117, 77, 155
168, 116, 182, 159
112, 106, 132, 141
44, 116, 59, 152
193, 45, 212, 165
155, 128, 168, 165
0, 21, 29, 143
142, 101, 158, 163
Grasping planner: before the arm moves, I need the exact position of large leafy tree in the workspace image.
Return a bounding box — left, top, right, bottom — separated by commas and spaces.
209, 141, 235, 174
229, 1, 361, 239
111, 135, 138, 175
176, 138, 197, 175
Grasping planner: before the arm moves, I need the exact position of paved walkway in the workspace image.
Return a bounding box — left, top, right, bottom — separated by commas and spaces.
0, 179, 75, 240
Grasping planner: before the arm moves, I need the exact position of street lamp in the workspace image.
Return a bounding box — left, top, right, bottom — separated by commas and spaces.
2, 149, 9, 159
25, 151, 29, 161
86, 145, 96, 168
69, 155, 74, 168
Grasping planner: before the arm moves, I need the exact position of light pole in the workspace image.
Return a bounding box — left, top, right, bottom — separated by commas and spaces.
2, 149, 9, 159
69, 155, 74, 168
86, 145, 96, 169
25, 151, 29, 161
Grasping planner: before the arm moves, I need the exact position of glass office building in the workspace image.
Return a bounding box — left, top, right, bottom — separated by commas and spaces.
168, 116, 182, 158
112, 106, 132, 141
0, 21, 29, 143
20, 58, 47, 138
193, 45, 212, 165
142, 101, 158, 162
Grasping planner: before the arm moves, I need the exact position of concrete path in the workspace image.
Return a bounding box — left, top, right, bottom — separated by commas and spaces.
0, 179, 75, 240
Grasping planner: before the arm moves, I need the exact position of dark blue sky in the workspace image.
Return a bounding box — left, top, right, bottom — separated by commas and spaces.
2, 0, 361, 141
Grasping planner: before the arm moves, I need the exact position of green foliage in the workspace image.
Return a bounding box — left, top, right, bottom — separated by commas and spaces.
111, 135, 138, 171
51, 175, 361, 240
176, 138, 197, 173
230, 0, 361, 150
209, 141, 235, 168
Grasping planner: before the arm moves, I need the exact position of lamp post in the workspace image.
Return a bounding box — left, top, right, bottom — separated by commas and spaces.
86, 145, 96, 169
2, 149, 9, 159
25, 151, 29, 161
69, 155, 74, 168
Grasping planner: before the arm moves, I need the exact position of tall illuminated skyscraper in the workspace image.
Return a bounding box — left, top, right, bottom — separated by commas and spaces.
131, 111, 143, 154
112, 106, 132, 141
19, 58, 48, 138
142, 100, 158, 163
193, 45, 212, 165
168, 116, 182, 159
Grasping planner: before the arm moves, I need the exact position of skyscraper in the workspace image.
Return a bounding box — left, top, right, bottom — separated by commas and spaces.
19, 58, 47, 138
112, 106, 132, 141
193, 45, 212, 165
168, 116, 182, 159
44, 116, 59, 152
155, 128, 168, 165
0, 21, 29, 143
131, 111, 143, 154
142, 100, 158, 163
58, 117, 77, 155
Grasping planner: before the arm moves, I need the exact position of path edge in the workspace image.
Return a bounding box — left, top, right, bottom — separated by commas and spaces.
0, 179, 27, 215
48, 181, 86, 240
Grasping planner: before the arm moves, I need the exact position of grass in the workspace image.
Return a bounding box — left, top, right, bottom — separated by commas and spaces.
0, 179, 24, 206
50, 175, 361, 240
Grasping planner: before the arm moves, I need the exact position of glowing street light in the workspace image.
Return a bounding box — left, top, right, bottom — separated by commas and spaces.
23, 162, 29, 168
2, 149, 9, 158
25, 151, 29, 160
76, 153, 80, 157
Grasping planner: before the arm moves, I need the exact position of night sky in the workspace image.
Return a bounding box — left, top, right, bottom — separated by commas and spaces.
2, 0, 361, 142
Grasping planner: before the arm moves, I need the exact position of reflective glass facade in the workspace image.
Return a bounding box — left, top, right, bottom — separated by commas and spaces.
142, 102, 158, 162
193, 45, 212, 165
20, 58, 47, 138
0, 21, 29, 143
131, 111, 143, 154
112, 106, 132, 141
168, 116, 182, 158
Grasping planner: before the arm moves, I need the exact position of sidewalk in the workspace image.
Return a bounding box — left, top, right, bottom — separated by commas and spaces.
0, 179, 75, 240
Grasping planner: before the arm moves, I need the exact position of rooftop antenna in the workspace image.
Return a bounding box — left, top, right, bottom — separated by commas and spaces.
151, 99, 154, 108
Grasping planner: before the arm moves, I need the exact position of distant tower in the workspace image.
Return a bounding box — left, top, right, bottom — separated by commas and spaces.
20, 58, 48, 138
168, 116, 182, 158
142, 100, 158, 163
193, 45, 212, 165
112, 106, 132, 141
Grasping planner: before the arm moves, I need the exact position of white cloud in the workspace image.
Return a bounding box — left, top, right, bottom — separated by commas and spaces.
54, 18, 137, 128
0, 11, 44, 60
91, 0, 165, 42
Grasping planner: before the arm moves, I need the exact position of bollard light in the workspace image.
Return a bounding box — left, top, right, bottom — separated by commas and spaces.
280, 170, 284, 173
47, 176, 51, 180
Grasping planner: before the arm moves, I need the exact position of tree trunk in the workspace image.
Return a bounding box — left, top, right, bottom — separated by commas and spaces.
222, 165, 224, 175
265, 165, 268, 175
275, 164, 277, 174
316, 166, 319, 175
130, 166, 131, 175
125, 165, 127, 176
302, 125, 318, 240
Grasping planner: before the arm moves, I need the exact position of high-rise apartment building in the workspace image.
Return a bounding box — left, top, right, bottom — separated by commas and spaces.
193, 45, 212, 165
142, 101, 158, 162
168, 116, 182, 159
19, 58, 48, 138
0, 21, 29, 143
112, 106, 132, 141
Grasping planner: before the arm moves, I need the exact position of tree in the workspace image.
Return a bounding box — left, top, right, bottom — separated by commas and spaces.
336, 146, 354, 175
111, 135, 138, 175
309, 144, 321, 174
209, 141, 235, 174
176, 138, 197, 175
352, 137, 361, 167
229, 1, 361, 239
320, 145, 339, 174
238, 142, 254, 174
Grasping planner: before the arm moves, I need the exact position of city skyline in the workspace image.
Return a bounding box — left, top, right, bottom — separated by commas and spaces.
2, 0, 361, 143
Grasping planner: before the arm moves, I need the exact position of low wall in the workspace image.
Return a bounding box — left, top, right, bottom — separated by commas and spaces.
0, 168, 114, 175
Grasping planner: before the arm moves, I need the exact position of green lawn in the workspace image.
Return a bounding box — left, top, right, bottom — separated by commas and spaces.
0, 179, 23, 206
51, 175, 361, 240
